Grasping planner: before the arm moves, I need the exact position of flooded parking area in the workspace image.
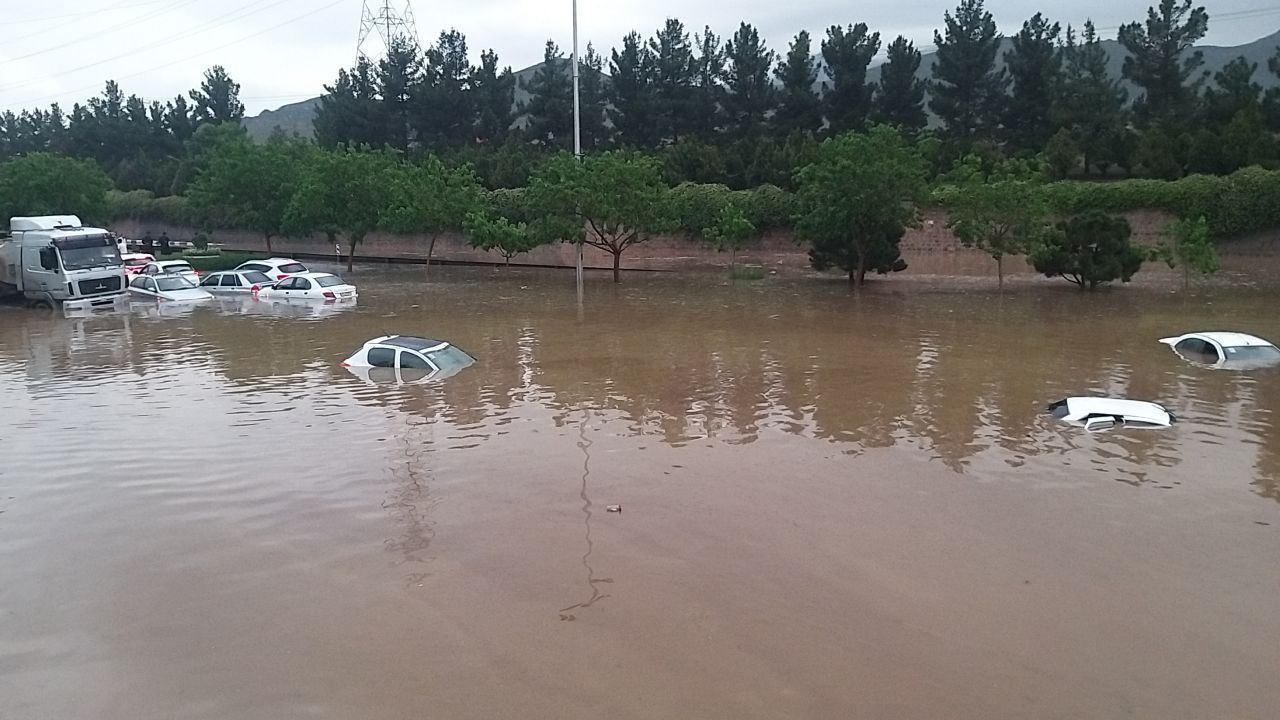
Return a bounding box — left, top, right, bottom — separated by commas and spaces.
2, 266, 1279, 719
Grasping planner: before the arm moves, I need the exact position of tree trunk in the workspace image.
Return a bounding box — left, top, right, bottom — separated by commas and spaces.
425, 234, 438, 279
1184, 263, 1190, 291
996, 255, 1004, 289
729, 247, 737, 277
346, 239, 356, 273
264, 232, 273, 255
612, 251, 621, 284
853, 250, 867, 287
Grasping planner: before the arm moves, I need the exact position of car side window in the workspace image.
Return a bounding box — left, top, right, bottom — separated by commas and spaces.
295, 278, 312, 290
143, 278, 156, 291
144, 265, 157, 275
200, 274, 220, 286
221, 275, 241, 287
399, 351, 432, 369
130, 275, 149, 289
273, 278, 292, 290
368, 347, 396, 368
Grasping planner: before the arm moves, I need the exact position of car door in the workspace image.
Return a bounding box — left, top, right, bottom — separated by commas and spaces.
221, 274, 243, 293
200, 273, 222, 290
272, 277, 297, 297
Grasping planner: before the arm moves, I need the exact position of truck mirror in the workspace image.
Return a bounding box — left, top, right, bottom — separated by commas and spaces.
39, 247, 58, 271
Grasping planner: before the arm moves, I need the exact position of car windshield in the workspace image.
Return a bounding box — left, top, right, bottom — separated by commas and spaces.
1224, 345, 1280, 360
155, 276, 196, 291
315, 275, 345, 288
54, 236, 122, 270
426, 345, 475, 371
278, 263, 307, 274
243, 271, 272, 284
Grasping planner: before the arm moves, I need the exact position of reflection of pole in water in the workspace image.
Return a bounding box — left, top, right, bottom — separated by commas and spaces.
559, 408, 612, 620
384, 415, 438, 585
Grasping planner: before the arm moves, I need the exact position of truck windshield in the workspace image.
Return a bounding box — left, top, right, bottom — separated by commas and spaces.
54, 236, 122, 270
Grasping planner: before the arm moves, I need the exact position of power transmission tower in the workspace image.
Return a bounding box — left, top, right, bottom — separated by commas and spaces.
357, 1, 421, 61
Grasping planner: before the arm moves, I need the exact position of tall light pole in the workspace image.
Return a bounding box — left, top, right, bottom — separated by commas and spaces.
571, 0, 584, 300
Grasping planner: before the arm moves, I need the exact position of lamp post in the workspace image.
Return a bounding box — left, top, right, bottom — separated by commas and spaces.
571, 0, 583, 300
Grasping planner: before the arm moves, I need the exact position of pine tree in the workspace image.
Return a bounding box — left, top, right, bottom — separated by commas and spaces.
1204, 56, 1261, 125
418, 30, 474, 150
723, 23, 776, 138
579, 44, 611, 150
689, 26, 726, 138
821, 23, 880, 134
1055, 22, 1129, 175
314, 58, 387, 149
378, 36, 420, 152
609, 32, 659, 148
520, 40, 573, 149
773, 31, 822, 135
872, 36, 927, 132
930, 0, 1007, 141
189, 66, 244, 124
1004, 13, 1062, 150
471, 49, 515, 144
649, 19, 696, 142
1118, 0, 1209, 127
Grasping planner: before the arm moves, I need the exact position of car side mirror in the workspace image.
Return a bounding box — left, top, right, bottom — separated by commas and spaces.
39, 247, 58, 271
1084, 416, 1119, 433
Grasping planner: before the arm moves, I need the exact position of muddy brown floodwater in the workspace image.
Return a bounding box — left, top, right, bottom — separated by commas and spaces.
1, 266, 1279, 720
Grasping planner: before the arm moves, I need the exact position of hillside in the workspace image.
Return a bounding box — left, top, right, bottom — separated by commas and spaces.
243, 30, 1280, 141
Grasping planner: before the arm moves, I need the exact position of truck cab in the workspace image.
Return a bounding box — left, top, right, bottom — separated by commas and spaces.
0, 215, 128, 310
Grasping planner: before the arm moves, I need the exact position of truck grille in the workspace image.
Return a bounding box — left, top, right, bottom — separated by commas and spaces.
78, 276, 122, 296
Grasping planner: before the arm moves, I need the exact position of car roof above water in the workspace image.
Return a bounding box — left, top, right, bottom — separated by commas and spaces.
369, 335, 450, 352
1169, 332, 1275, 347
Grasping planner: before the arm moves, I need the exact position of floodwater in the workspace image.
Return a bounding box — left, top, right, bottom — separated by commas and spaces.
2, 266, 1279, 720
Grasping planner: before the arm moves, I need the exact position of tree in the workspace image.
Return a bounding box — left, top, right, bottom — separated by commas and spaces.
0, 153, 111, 223
690, 26, 727, 137
526, 151, 675, 283
773, 31, 821, 135
944, 158, 1053, 288
1155, 215, 1219, 289
418, 30, 475, 150
723, 23, 776, 137
1204, 56, 1261, 125
700, 202, 756, 274
649, 19, 696, 143
872, 36, 927, 132
471, 49, 516, 144
520, 40, 573, 149
378, 36, 421, 152
380, 155, 484, 275
463, 211, 541, 265
1043, 127, 1080, 179
1055, 22, 1129, 175
930, 0, 1007, 141
189, 66, 245, 125
578, 45, 611, 150
820, 24, 880, 134
188, 135, 311, 254
1004, 13, 1062, 150
609, 32, 659, 148
1031, 212, 1144, 289
314, 58, 387, 149
283, 148, 397, 272
794, 126, 927, 286
1119, 0, 1209, 127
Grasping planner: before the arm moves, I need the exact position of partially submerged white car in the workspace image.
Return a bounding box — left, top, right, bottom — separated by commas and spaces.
128, 274, 213, 302
256, 272, 357, 301
1047, 397, 1176, 433
1158, 332, 1280, 369
342, 335, 475, 383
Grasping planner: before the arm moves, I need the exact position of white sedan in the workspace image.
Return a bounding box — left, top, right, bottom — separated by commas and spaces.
140, 259, 200, 285
234, 257, 309, 281
128, 274, 213, 302
1158, 332, 1280, 369
342, 335, 475, 383
198, 269, 275, 293
256, 272, 357, 301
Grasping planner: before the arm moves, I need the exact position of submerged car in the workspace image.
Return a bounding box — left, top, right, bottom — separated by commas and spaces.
1158, 332, 1280, 369
256, 272, 357, 301
128, 274, 213, 302
122, 253, 154, 276
342, 335, 475, 383
1047, 397, 1176, 433
198, 269, 275, 294
233, 257, 309, 281
140, 259, 200, 285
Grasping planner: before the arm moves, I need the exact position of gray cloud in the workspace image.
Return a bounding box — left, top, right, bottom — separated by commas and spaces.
0, 0, 1274, 115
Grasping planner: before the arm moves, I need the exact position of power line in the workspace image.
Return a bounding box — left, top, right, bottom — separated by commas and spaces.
0, 0, 173, 26
2, 0, 202, 65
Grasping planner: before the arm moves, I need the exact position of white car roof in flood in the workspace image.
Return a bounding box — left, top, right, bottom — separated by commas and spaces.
1159, 332, 1276, 348
1051, 397, 1175, 427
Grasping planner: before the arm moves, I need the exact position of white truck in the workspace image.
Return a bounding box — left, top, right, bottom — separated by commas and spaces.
0, 215, 128, 310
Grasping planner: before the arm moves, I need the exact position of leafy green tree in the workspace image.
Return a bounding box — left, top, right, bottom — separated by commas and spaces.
944, 158, 1053, 287
1119, 0, 1209, 127
1043, 127, 1080, 179
1031, 212, 1144, 289
795, 126, 927, 286
723, 23, 776, 138
649, 19, 697, 143
380, 155, 484, 275
609, 32, 660, 148
1135, 121, 1187, 178
690, 26, 727, 138
1004, 13, 1062, 149
773, 31, 822, 135
1055, 22, 1129, 175
283, 148, 397, 272
0, 152, 111, 223
930, 0, 1007, 142
872, 36, 927, 132
520, 41, 573, 149
463, 211, 541, 265
1219, 104, 1275, 170
820, 24, 880, 134
189, 65, 245, 125
187, 135, 312, 254
418, 30, 475, 150
525, 151, 675, 282
1204, 56, 1261, 125
1155, 215, 1219, 289
315, 58, 388, 149
471, 49, 516, 144
701, 202, 756, 274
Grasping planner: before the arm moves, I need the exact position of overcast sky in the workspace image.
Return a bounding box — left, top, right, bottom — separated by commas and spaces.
0, 1, 1275, 116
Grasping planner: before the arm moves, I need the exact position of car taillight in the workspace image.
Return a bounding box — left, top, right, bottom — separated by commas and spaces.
277, 274, 287, 280
250, 285, 259, 293
322, 291, 336, 299
193, 271, 200, 277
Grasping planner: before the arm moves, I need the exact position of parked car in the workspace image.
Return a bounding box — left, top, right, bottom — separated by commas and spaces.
198, 269, 275, 294
121, 253, 154, 276
128, 274, 213, 302
342, 335, 475, 383
140, 259, 200, 285
233, 257, 309, 281
1046, 397, 1176, 432
1158, 332, 1280, 369
255, 272, 357, 301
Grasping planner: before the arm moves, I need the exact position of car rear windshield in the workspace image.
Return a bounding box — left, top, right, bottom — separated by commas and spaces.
316, 275, 345, 288
155, 276, 196, 291
1225, 345, 1280, 360
243, 271, 272, 284
279, 263, 307, 274
165, 263, 194, 273
124, 257, 149, 267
